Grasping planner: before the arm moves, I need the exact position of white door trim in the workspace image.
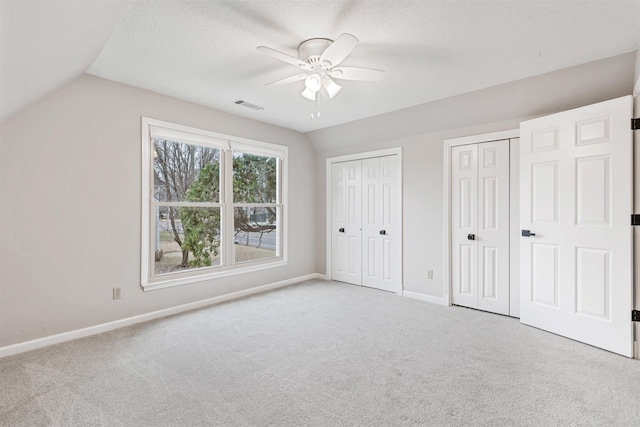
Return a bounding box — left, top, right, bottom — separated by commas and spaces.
325, 147, 403, 292
444, 129, 519, 308
634, 95, 639, 359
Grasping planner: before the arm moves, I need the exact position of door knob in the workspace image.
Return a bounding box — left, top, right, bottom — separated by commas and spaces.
379, 230, 386, 235
338, 228, 345, 233
467, 234, 475, 240
521, 229, 536, 237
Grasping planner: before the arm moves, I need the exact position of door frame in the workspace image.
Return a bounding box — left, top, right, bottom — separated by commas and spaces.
325, 147, 403, 292
444, 130, 519, 312
634, 95, 639, 359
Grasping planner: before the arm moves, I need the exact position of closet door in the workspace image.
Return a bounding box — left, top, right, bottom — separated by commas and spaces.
331, 160, 362, 285
451, 141, 510, 314
362, 155, 400, 292
451, 145, 478, 308
477, 141, 510, 315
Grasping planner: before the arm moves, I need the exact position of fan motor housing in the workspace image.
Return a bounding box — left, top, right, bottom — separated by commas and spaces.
298, 38, 332, 64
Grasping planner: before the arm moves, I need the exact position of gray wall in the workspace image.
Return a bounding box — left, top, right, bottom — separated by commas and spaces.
635, 47, 640, 95
0, 75, 317, 347
309, 52, 636, 299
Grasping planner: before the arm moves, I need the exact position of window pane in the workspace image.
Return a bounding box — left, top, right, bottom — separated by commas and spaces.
233, 207, 277, 263
233, 152, 277, 203
154, 206, 221, 275
153, 139, 220, 203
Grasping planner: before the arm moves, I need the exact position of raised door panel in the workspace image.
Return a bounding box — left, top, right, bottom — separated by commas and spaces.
531, 162, 558, 223
458, 244, 474, 295
531, 243, 559, 307
575, 155, 610, 226
575, 247, 610, 320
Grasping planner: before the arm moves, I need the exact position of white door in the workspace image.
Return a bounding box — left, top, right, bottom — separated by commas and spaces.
331, 160, 362, 285
451, 140, 510, 315
520, 95, 633, 357
477, 141, 510, 314
451, 144, 478, 308
362, 155, 401, 293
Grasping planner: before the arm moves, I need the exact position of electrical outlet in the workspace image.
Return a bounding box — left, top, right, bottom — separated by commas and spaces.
113, 287, 121, 300
427, 270, 434, 279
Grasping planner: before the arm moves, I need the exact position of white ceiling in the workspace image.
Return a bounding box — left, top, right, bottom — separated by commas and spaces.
2, 1, 640, 132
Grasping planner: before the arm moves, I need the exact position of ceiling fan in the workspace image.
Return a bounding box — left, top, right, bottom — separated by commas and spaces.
257, 33, 385, 101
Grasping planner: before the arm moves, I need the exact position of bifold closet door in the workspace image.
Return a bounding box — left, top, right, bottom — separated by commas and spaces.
451, 145, 478, 308
362, 155, 400, 292
331, 155, 401, 292
331, 160, 362, 285
451, 140, 510, 315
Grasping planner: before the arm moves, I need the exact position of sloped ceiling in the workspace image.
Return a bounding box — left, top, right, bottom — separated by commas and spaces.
2, 1, 640, 132
0, 0, 131, 123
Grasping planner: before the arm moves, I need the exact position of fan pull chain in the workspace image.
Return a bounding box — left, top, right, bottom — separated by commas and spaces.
309, 94, 321, 119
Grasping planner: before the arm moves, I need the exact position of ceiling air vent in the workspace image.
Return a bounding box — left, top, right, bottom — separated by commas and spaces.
234, 99, 264, 111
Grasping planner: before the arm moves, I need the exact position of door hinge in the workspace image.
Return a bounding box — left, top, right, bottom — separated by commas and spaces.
633, 310, 640, 322
633, 118, 640, 130
631, 214, 640, 225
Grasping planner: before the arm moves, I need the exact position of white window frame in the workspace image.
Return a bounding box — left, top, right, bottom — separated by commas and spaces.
141, 117, 288, 291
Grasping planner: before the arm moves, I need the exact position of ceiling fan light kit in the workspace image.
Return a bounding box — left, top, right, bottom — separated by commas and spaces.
304, 73, 322, 92
257, 33, 385, 118
301, 87, 317, 101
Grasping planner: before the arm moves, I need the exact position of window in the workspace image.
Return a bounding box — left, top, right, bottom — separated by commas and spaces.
141, 118, 287, 290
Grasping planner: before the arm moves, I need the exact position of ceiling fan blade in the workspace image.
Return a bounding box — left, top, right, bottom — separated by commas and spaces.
320, 33, 358, 67
257, 46, 311, 70
266, 73, 308, 86
330, 66, 385, 81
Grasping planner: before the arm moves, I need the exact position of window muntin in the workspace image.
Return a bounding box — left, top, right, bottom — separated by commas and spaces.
142, 118, 287, 288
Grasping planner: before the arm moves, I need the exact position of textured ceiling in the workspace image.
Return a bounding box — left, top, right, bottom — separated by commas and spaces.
3, 1, 640, 132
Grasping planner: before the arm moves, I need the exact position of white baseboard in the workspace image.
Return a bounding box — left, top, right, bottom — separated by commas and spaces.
0, 273, 326, 359
402, 290, 449, 306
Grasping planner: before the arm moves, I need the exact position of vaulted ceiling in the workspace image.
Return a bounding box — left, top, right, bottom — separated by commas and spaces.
2, 0, 639, 132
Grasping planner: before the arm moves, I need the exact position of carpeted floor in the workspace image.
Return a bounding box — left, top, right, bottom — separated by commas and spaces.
1, 279, 639, 426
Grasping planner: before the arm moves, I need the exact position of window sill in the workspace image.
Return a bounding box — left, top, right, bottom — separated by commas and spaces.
142, 259, 288, 291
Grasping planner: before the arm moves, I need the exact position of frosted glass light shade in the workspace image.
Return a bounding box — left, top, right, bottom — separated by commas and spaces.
323, 77, 342, 98
301, 87, 316, 100
304, 74, 321, 92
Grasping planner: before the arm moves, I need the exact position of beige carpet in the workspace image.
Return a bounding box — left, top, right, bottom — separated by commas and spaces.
1, 280, 639, 426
